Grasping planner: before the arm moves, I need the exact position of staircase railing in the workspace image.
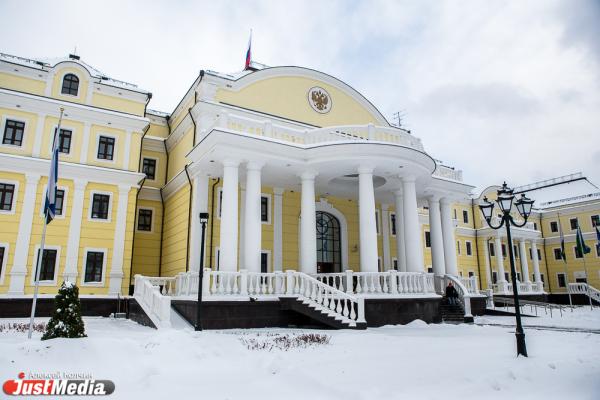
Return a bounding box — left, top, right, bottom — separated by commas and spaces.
313, 270, 436, 295
568, 283, 600, 304
459, 276, 479, 294
444, 274, 473, 321
133, 275, 172, 328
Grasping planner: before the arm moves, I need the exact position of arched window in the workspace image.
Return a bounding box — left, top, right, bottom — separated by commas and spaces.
61, 73, 79, 96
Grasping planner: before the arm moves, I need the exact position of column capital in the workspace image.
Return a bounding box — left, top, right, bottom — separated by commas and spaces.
273, 187, 284, 196
222, 159, 240, 168
401, 175, 416, 183
440, 197, 453, 206
299, 170, 318, 180
393, 189, 403, 198
357, 165, 374, 174
25, 174, 41, 185
427, 194, 441, 203
246, 161, 265, 171
73, 179, 88, 191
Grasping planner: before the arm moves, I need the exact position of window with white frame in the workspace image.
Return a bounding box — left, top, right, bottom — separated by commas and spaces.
537, 248, 542, 261
2, 119, 25, 146
557, 273, 566, 288
61, 73, 79, 96
456, 240, 461, 255
0, 183, 16, 211
137, 209, 153, 231
97, 136, 115, 160
392, 259, 398, 270
35, 249, 58, 282
260, 251, 269, 273
553, 248, 563, 260
492, 271, 497, 284
375, 210, 380, 235
142, 158, 156, 180
462, 210, 469, 224
261, 195, 270, 223
390, 213, 396, 235
0, 245, 6, 279
549, 221, 558, 233
466, 241, 472, 256
569, 218, 578, 230
53, 128, 72, 154
591, 215, 599, 228
84, 251, 104, 283
489, 242, 495, 257
424, 231, 431, 248
91, 193, 110, 220
54, 189, 65, 216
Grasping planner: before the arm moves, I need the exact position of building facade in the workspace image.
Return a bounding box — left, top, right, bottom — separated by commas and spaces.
0, 53, 598, 315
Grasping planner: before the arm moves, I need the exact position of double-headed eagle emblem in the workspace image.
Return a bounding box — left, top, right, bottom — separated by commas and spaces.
311, 89, 329, 111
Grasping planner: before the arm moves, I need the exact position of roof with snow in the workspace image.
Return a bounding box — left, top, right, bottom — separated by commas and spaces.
513, 173, 600, 209
0, 52, 150, 94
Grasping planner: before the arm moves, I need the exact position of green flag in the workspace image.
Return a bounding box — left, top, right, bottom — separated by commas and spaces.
559, 220, 567, 263
576, 226, 591, 256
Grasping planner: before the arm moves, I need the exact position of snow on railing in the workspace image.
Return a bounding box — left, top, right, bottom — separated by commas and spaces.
304, 124, 423, 151
133, 275, 172, 328
433, 164, 463, 182
493, 279, 545, 295
569, 282, 600, 304
459, 276, 479, 294
444, 274, 473, 320
314, 271, 436, 295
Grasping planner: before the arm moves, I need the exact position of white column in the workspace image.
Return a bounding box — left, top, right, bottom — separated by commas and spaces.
63, 179, 87, 282
440, 197, 458, 276
359, 166, 379, 272
8, 174, 41, 295
300, 172, 317, 274
189, 174, 209, 272
108, 185, 131, 295
32, 113, 47, 158
393, 190, 407, 272
483, 239, 492, 290
381, 204, 392, 270
531, 241, 543, 290
219, 160, 240, 271
495, 236, 508, 291
519, 239, 531, 290
243, 162, 263, 273
239, 186, 245, 268
273, 188, 284, 271
402, 177, 424, 272
427, 196, 446, 279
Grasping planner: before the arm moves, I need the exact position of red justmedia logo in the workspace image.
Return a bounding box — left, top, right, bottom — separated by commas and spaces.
3, 372, 115, 396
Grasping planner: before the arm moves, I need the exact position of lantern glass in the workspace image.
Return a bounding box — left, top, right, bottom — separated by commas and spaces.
479, 197, 495, 220
515, 194, 534, 218
497, 194, 514, 213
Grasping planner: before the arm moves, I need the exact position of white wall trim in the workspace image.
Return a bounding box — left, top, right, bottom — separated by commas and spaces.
0, 114, 30, 151
0, 179, 20, 215
315, 198, 349, 270
80, 247, 108, 287
87, 190, 113, 223
30, 244, 61, 286
94, 132, 118, 164
135, 206, 155, 234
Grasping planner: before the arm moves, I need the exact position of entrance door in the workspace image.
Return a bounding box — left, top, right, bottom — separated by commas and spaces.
316, 211, 342, 273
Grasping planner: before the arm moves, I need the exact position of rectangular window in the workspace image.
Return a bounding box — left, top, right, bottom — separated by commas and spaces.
501, 244, 507, 257
516, 272, 522, 281
0, 183, 15, 211
574, 246, 583, 259
97, 136, 115, 160
554, 248, 563, 260
468, 271, 474, 277
261, 196, 269, 222
570, 218, 578, 230
427, 267, 433, 273
218, 190, 223, 218
492, 271, 498, 284
504, 272, 509, 282
84, 251, 104, 283
375, 210, 380, 234
2, 120, 25, 146
557, 273, 566, 288
390, 214, 396, 235
462, 210, 469, 224
142, 158, 156, 180
425, 231, 431, 248
537, 249, 542, 261
529, 248, 532, 260
35, 249, 57, 281
489, 242, 495, 257
137, 209, 152, 231
91, 193, 110, 220
457, 241, 461, 255
466, 241, 472, 256
453, 209, 457, 220
393, 259, 398, 271
260, 252, 268, 273
540, 273, 545, 284
378, 258, 382, 272
54, 128, 72, 154
550, 221, 558, 233
513, 245, 519, 258
54, 189, 65, 216
591, 215, 599, 227
533, 222, 538, 230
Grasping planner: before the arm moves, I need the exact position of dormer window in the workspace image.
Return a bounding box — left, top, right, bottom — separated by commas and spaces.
61, 73, 79, 96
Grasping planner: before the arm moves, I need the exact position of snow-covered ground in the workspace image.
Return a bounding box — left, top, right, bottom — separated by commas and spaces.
477, 306, 600, 330
1, 314, 600, 400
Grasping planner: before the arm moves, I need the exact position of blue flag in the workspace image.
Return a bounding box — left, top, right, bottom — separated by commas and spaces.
595, 226, 600, 253
44, 118, 61, 224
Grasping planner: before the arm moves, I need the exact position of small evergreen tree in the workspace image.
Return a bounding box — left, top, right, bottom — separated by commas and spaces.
42, 281, 86, 340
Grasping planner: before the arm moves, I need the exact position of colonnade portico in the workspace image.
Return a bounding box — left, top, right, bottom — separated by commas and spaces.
198, 157, 466, 285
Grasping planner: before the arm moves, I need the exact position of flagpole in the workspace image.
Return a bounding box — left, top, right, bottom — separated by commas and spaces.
27, 107, 64, 339
557, 212, 572, 306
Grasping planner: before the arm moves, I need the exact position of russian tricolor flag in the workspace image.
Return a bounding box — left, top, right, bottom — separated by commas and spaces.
245, 30, 252, 70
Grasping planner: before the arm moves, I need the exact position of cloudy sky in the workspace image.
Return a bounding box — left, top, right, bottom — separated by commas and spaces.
1, 0, 599, 191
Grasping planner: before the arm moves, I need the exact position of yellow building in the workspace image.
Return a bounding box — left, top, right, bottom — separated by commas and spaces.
1, 52, 598, 328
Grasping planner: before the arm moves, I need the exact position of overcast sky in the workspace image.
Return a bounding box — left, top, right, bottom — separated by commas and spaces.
1, 0, 599, 191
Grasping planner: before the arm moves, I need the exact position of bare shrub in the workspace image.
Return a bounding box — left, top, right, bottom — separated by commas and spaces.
0, 322, 47, 333
240, 332, 331, 351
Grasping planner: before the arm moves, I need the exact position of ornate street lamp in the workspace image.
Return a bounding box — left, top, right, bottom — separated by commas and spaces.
196, 212, 210, 331
479, 182, 534, 357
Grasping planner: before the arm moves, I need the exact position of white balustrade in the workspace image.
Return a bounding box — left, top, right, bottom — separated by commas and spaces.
459, 276, 480, 294
569, 283, 600, 303
133, 275, 172, 328
313, 270, 436, 295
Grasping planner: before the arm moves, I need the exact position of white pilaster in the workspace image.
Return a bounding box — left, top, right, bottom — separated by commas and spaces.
381, 204, 392, 270
402, 177, 424, 272
63, 179, 87, 282
495, 236, 508, 290
519, 239, 531, 289
358, 166, 379, 272
8, 174, 41, 295
393, 190, 407, 272
243, 162, 263, 273
273, 188, 284, 271
440, 197, 458, 276
219, 160, 240, 271
428, 196, 446, 281
123, 129, 132, 170
239, 186, 245, 268
79, 122, 91, 164
189, 174, 209, 272
531, 241, 543, 290
300, 171, 317, 274
108, 185, 131, 295
32, 113, 47, 158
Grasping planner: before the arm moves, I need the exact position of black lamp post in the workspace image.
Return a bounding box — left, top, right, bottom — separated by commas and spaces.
479, 182, 534, 357
195, 212, 209, 331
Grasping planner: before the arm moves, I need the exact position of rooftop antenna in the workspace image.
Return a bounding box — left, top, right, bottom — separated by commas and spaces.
392, 111, 405, 128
